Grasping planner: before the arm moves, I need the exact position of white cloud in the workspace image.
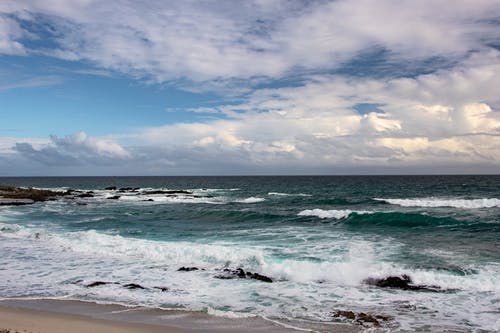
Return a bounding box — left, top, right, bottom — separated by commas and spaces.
1, 1, 499, 82
13, 132, 131, 166
0, 15, 26, 55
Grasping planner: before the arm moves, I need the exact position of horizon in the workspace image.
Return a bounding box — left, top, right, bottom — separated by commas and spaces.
1, 1, 500, 176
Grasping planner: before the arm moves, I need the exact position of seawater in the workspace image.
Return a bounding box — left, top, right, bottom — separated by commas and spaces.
0, 176, 499, 332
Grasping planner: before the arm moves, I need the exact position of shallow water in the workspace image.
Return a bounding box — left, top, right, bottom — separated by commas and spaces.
1, 176, 499, 332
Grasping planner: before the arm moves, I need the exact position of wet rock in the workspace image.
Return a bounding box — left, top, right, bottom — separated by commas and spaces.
0, 186, 69, 203
215, 268, 273, 283
107, 195, 121, 200
143, 199, 154, 202
105, 186, 117, 190
86, 281, 113, 287
364, 274, 442, 292
123, 283, 147, 290
154, 286, 170, 292
178, 266, 199, 272
333, 310, 355, 320
143, 190, 193, 195
333, 310, 392, 327
77, 193, 94, 198
119, 187, 133, 191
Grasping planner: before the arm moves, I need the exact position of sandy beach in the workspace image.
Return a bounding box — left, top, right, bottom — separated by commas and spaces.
0, 304, 193, 333
0, 299, 360, 333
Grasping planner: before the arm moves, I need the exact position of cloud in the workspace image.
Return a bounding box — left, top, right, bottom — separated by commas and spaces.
13, 132, 131, 166
1, 1, 499, 84
0, 14, 26, 55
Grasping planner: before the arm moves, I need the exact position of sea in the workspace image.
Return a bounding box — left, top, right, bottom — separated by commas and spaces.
0, 176, 499, 332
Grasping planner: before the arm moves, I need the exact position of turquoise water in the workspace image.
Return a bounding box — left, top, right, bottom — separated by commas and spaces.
1, 176, 499, 331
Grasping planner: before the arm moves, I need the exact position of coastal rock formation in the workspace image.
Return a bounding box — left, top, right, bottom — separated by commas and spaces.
143, 190, 193, 195
105, 186, 117, 190
333, 309, 392, 327
364, 274, 442, 292
123, 283, 146, 290
215, 268, 273, 283
107, 195, 121, 200
0, 186, 69, 205
178, 266, 199, 271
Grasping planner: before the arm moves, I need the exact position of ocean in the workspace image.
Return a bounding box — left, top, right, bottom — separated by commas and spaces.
0, 176, 499, 332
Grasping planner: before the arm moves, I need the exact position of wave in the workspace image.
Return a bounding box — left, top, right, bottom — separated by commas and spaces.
374, 197, 500, 208
234, 197, 265, 204
268, 192, 311, 197
297, 209, 370, 219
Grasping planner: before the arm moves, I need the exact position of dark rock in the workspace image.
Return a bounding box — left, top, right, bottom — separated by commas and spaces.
154, 286, 170, 292
107, 195, 121, 200
0, 186, 69, 203
215, 268, 272, 283
143, 190, 193, 195
123, 283, 146, 290
333, 310, 392, 327
86, 281, 113, 287
356, 313, 381, 327
77, 193, 94, 198
105, 186, 117, 190
178, 266, 199, 272
247, 272, 273, 283
364, 274, 442, 292
119, 187, 133, 191
143, 199, 154, 201
333, 310, 356, 320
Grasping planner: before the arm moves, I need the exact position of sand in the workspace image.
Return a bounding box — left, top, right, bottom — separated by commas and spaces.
0, 305, 193, 333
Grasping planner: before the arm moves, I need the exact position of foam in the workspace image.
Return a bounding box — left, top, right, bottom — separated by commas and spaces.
234, 197, 266, 204
297, 209, 370, 219
375, 197, 500, 208
268, 192, 312, 197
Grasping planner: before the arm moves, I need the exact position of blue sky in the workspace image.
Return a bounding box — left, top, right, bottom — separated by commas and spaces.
1, 0, 500, 175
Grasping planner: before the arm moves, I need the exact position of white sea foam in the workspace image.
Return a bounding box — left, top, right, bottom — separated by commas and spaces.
234, 197, 265, 203
268, 192, 311, 197
375, 197, 500, 208
297, 209, 370, 219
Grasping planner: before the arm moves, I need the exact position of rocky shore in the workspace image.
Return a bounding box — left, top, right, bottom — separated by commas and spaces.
0, 186, 69, 205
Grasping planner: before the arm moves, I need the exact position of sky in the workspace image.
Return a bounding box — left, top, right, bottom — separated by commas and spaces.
0, 0, 500, 176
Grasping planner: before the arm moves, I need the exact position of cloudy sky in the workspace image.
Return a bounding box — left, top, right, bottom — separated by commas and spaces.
1, 0, 499, 175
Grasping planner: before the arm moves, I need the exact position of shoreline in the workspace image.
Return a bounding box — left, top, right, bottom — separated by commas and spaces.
0, 298, 360, 333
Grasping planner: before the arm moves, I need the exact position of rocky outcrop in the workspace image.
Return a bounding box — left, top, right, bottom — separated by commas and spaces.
364, 274, 442, 292
143, 190, 193, 195
215, 268, 273, 283
0, 186, 69, 204
333, 309, 392, 327
178, 266, 200, 272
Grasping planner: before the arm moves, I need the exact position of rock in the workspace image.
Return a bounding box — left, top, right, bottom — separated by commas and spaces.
105, 186, 117, 190
333, 310, 392, 327
247, 272, 273, 283
77, 193, 94, 198
154, 286, 170, 292
107, 195, 121, 200
356, 313, 381, 327
364, 274, 442, 292
178, 266, 199, 272
143, 199, 154, 202
119, 187, 133, 191
86, 281, 113, 287
215, 268, 273, 283
0, 186, 69, 203
123, 283, 146, 290
143, 190, 193, 195
333, 310, 356, 320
